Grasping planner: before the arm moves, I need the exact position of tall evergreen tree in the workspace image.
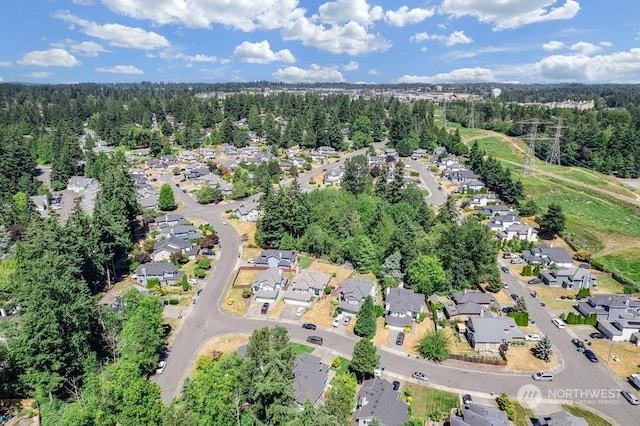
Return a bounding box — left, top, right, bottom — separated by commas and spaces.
158, 183, 177, 211
349, 338, 380, 382
354, 295, 377, 339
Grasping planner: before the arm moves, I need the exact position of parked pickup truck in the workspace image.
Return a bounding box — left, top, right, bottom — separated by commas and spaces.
629, 374, 640, 390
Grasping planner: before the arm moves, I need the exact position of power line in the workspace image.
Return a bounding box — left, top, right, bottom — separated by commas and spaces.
547, 117, 565, 165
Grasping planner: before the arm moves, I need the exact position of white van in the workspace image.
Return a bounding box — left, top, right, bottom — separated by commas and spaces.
532, 371, 554, 381
552, 318, 566, 329
333, 313, 344, 327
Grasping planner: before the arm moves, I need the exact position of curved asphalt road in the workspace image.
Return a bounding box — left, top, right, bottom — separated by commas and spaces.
153, 164, 634, 426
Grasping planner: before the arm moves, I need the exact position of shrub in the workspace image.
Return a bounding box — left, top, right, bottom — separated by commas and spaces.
403, 326, 411, 333
242, 289, 252, 298
330, 299, 339, 306
168, 299, 179, 305
323, 285, 332, 295
496, 393, 516, 420
373, 304, 384, 318
181, 275, 190, 292
577, 288, 591, 298
194, 268, 207, 279
331, 357, 341, 369
417, 312, 426, 323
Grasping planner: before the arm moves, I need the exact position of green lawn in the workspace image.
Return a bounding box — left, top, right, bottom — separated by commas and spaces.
291, 343, 315, 357
298, 255, 312, 269
403, 384, 460, 420
562, 405, 613, 426
329, 356, 350, 385
512, 402, 535, 426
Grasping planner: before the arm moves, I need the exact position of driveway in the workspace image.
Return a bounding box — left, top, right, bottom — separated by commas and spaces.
280, 303, 304, 321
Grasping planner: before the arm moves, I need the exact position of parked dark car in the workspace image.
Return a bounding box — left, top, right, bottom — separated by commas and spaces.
501, 266, 510, 274
396, 332, 405, 345
306, 335, 323, 345
511, 293, 519, 301
590, 332, 606, 339
392, 380, 401, 391
302, 323, 317, 330
584, 349, 599, 363
528, 278, 542, 284
462, 394, 473, 406
260, 303, 269, 314
572, 338, 586, 352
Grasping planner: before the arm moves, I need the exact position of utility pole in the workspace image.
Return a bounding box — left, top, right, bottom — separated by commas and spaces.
547, 117, 564, 165
521, 118, 541, 177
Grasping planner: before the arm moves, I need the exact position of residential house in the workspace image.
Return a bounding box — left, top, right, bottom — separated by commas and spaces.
337, 277, 376, 314
145, 159, 164, 170
221, 145, 238, 157
186, 166, 211, 180
497, 223, 539, 242
466, 316, 525, 351
160, 224, 201, 240
522, 247, 573, 268
68, 176, 97, 193
309, 151, 326, 163
252, 267, 288, 301
151, 236, 199, 262
135, 261, 183, 287
468, 193, 498, 208
487, 214, 521, 233
255, 249, 297, 269
431, 146, 447, 162
354, 378, 409, 426
284, 270, 331, 306
383, 288, 424, 329
535, 411, 588, 426
384, 148, 398, 160
450, 402, 509, 426
445, 291, 497, 320
316, 146, 338, 157
447, 169, 477, 182
367, 155, 385, 169
67, 176, 100, 214
139, 196, 159, 210
576, 294, 640, 342
161, 155, 178, 167
293, 353, 329, 406
199, 148, 216, 160
192, 174, 233, 194
323, 168, 343, 186
478, 204, 511, 218
234, 203, 259, 222
460, 179, 485, 193
540, 267, 596, 289
153, 214, 186, 229
30, 195, 49, 216
411, 148, 427, 160
178, 151, 196, 162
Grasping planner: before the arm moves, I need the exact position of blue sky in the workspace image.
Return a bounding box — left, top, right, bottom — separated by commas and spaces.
1, 0, 639, 84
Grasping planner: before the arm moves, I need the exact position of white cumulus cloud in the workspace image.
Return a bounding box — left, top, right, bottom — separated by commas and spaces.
396, 67, 496, 83
385, 6, 434, 27
26, 72, 51, 78
317, 0, 383, 26
233, 40, 295, 64
70, 41, 108, 57
273, 64, 345, 83
410, 30, 472, 46
570, 41, 600, 55
439, 0, 580, 31
542, 40, 564, 51
54, 10, 170, 50
344, 61, 359, 71
18, 48, 80, 67
534, 48, 640, 82
95, 64, 144, 74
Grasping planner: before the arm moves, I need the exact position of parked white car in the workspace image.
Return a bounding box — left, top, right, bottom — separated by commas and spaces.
333, 313, 344, 327
296, 307, 304, 317
156, 360, 167, 375
525, 334, 541, 341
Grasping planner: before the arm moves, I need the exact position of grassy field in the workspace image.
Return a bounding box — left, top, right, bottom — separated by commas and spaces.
198, 334, 250, 359
298, 255, 312, 269
474, 136, 525, 163
403, 384, 460, 420
222, 287, 247, 316
589, 339, 640, 378
291, 343, 315, 357
562, 405, 613, 426
595, 248, 640, 285
511, 402, 535, 426
506, 346, 557, 372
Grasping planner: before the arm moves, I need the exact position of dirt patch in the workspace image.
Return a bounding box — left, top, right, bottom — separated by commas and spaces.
233, 269, 258, 288
163, 317, 181, 345
223, 287, 248, 316
229, 219, 257, 242
589, 340, 640, 378
444, 326, 476, 356
301, 295, 336, 327
198, 334, 250, 359
373, 317, 390, 346
492, 288, 514, 306
505, 345, 557, 372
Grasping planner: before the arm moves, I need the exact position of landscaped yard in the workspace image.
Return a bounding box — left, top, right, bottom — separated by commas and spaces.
505, 345, 557, 372
291, 342, 315, 357
562, 405, 613, 426
223, 287, 247, 316
372, 317, 390, 346
403, 384, 460, 421
298, 255, 312, 269
329, 356, 351, 385
404, 317, 435, 356
300, 296, 336, 328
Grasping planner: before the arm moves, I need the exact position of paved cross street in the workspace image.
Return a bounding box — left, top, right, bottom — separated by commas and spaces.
153, 162, 635, 426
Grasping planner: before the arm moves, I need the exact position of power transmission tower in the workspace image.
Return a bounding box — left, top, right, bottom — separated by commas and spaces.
469, 97, 475, 129
547, 117, 564, 165
520, 118, 541, 176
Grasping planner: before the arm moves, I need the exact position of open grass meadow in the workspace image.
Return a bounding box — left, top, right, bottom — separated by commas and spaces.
473, 136, 525, 163
595, 248, 640, 286
404, 384, 460, 420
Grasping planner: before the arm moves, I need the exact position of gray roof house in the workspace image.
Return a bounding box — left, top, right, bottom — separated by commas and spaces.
576, 294, 640, 342
383, 288, 424, 328
139, 195, 159, 210
445, 291, 497, 319
323, 168, 343, 186
522, 247, 573, 268
466, 316, 525, 351
487, 214, 521, 232
68, 176, 101, 215
154, 214, 186, 229
255, 249, 297, 269
252, 267, 288, 302
338, 277, 377, 314
535, 410, 588, 426
450, 402, 509, 426
468, 193, 498, 208
30, 195, 49, 217
135, 261, 184, 287
293, 353, 329, 406
151, 236, 199, 262
234, 203, 259, 222
479, 204, 511, 217
540, 267, 597, 289
497, 223, 539, 242
284, 270, 331, 306
354, 378, 409, 426
160, 224, 201, 240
